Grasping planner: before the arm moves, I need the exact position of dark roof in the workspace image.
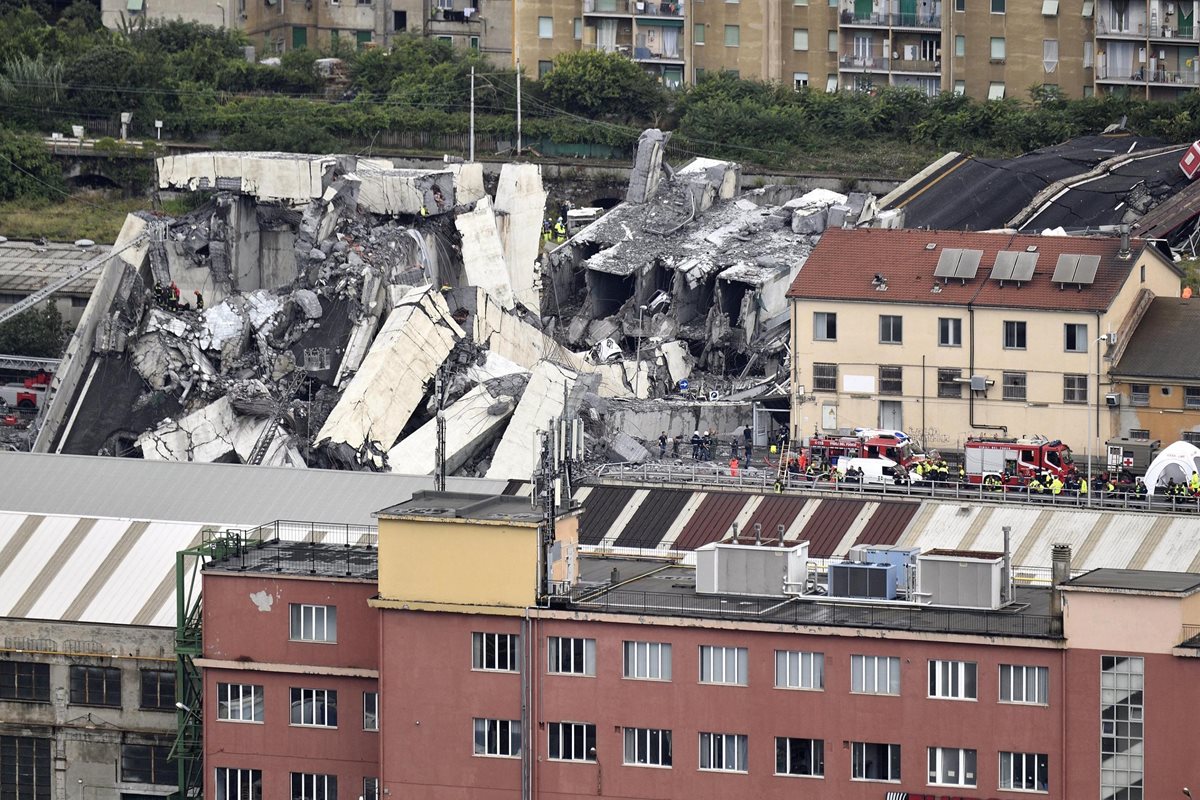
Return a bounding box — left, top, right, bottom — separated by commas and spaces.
579, 486, 637, 545
1066, 568, 1200, 593
674, 492, 745, 550
787, 228, 1147, 313
206, 540, 378, 580
854, 501, 919, 547
924, 548, 1004, 560
1112, 297, 1200, 380
376, 490, 544, 524
614, 488, 692, 548
885, 133, 1174, 231
798, 498, 864, 558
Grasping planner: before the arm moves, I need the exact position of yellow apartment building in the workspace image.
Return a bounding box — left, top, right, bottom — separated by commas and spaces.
786, 227, 1181, 455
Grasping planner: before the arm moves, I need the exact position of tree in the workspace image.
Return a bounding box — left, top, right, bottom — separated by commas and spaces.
0, 302, 65, 358
539, 50, 664, 120
0, 129, 65, 201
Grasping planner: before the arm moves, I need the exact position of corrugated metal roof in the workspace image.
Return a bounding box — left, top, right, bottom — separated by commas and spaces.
0, 452, 505, 527
615, 489, 693, 549
674, 493, 749, 550
798, 498, 865, 558
0, 240, 110, 296
743, 496, 808, 543
579, 485, 637, 545
854, 500, 919, 547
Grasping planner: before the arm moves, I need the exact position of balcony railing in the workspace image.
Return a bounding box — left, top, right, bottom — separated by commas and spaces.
1096, 66, 1200, 85
891, 57, 940, 73
839, 9, 940, 28
583, 0, 684, 16
839, 52, 891, 71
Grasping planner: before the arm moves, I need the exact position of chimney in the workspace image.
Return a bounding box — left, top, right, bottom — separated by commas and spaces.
754, 523, 762, 546
1050, 544, 1072, 624
1001, 526, 1013, 605
1118, 224, 1131, 260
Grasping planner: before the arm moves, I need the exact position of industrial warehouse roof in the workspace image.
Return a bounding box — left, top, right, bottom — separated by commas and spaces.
786, 228, 1163, 313
0, 239, 109, 296
574, 482, 1200, 576
0, 453, 506, 627
0, 452, 506, 526
1111, 297, 1200, 381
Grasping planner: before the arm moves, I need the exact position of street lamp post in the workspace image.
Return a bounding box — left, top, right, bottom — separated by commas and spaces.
215, 3, 225, 28
634, 304, 648, 398
1086, 333, 1113, 506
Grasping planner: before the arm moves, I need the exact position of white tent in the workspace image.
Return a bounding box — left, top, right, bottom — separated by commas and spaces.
1143, 440, 1200, 495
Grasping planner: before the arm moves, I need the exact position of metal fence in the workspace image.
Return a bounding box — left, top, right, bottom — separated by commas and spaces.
204, 520, 378, 578
565, 586, 1059, 638
592, 462, 1200, 515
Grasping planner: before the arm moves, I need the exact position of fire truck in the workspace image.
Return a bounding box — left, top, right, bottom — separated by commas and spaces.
0, 372, 49, 411
804, 429, 925, 470
962, 435, 1075, 483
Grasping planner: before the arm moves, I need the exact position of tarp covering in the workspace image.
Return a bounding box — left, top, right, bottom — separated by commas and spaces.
1143, 440, 1200, 495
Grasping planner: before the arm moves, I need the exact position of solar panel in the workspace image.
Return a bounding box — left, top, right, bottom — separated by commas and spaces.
1013, 251, 1038, 282
1051, 254, 1082, 283
934, 248, 963, 278
1073, 254, 1101, 284
956, 249, 983, 279
990, 251, 1018, 281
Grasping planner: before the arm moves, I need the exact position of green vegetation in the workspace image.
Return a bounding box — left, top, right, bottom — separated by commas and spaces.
0, 300, 64, 358
0, 191, 145, 242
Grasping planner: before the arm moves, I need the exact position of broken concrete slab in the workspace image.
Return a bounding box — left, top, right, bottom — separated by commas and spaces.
660, 340, 692, 386
486, 360, 578, 480
157, 152, 340, 201
448, 161, 487, 206
386, 384, 515, 476
493, 163, 548, 312
626, 129, 669, 204
606, 431, 652, 463
316, 286, 464, 454
138, 395, 239, 462
456, 196, 516, 310
355, 165, 456, 216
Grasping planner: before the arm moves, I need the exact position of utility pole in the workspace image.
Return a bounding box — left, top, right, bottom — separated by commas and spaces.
534, 421, 557, 600
516, 60, 523, 154
435, 365, 447, 492
469, 65, 476, 163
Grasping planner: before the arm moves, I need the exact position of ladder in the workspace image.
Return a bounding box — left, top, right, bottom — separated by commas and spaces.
774, 437, 795, 485
0, 230, 152, 328
247, 370, 307, 466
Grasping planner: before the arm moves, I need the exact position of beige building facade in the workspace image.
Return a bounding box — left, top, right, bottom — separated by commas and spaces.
787, 228, 1181, 457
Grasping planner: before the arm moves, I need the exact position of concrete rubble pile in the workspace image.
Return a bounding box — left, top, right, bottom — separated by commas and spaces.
35, 139, 879, 477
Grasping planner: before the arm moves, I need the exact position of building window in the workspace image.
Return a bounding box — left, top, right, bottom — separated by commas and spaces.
0, 736, 51, 799
215, 767, 262, 800
1003, 372, 1027, 402
928, 660, 977, 700
548, 722, 596, 761
121, 744, 173, 784
573, 17, 581, 39
1129, 428, 1150, 440
938, 369, 963, 399
991, 0, 1004, 11
1131, 384, 1150, 406
699, 732, 748, 772
472, 632, 520, 672
879, 366, 903, 396
624, 728, 672, 767
1043, 38, 1059, 71
793, 28, 809, 50
1184, 431, 1200, 444
538, 60, 553, 78
1101, 655, 1144, 800
988, 82, 1005, 99
954, 34, 965, 56
1003, 320, 1026, 349
470, 35, 480, 50
775, 737, 824, 776
850, 655, 899, 695
363, 691, 378, 731
812, 363, 837, 392
1000, 751, 1049, 792
290, 603, 336, 643
1064, 374, 1088, 404
290, 687, 338, 728
954, 80, 966, 95
139, 669, 175, 711
938, 318, 962, 346
538, 16, 553, 37
218, 683, 264, 722
851, 741, 901, 781
827, 31, 837, 51
1186, 386, 1200, 409
774, 650, 823, 690
929, 747, 976, 787
363, 777, 379, 800
699, 645, 748, 685
879, 315, 903, 344
0, 661, 49, 703
291, 773, 336, 800
694, 23, 705, 44
793, 72, 809, 90
954, 0, 964, 8
474, 718, 521, 757
999, 664, 1049, 705
1064, 323, 1087, 352
990, 37, 1005, 60
813, 312, 836, 341
547, 637, 595, 676
724, 25, 740, 46
69, 665, 121, 707
623, 641, 671, 681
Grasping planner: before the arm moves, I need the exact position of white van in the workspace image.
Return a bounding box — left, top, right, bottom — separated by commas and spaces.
837, 456, 922, 486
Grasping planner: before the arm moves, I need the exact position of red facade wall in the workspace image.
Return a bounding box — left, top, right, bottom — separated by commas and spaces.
379, 610, 1070, 800
201, 573, 380, 800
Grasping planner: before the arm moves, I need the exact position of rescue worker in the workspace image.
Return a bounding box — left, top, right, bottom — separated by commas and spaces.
701, 430, 712, 461
553, 217, 567, 242
690, 430, 701, 460
194, 290, 204, 311
658, 431, 667, 459
170, 282, 180, 304
1190, 471, 1200, 494
1028, 475, 1044, 496
1134, 477, 1147, 496
672, 434, 682, 458
1050, 475, 1064, 497
1079, 476, 1089, 497
153, 281, 164, 308
542, 218, 553, 242
729, 456, 740, 477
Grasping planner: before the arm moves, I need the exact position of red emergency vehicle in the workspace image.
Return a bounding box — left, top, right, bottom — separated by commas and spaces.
962, 435, 1075, 483
804, 429, 925, 470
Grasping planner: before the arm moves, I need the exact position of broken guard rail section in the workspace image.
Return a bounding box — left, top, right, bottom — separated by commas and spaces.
592, 462, 1200, 515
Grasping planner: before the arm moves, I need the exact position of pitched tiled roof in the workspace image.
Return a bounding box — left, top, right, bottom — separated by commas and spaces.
786, 228, 1151, 313
1112, 297, 1200, 381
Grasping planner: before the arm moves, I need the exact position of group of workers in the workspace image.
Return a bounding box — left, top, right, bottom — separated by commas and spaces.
153, 281, 203, 313
542, 217, 568, 243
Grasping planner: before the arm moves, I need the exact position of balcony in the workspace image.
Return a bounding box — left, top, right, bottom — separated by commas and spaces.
891, 57, 940, 73
428, 13, 482, 32
583, 0, 684, 17
1096, 65, 1200, 85
839, 52, 891, 71
838, 7, 941, 29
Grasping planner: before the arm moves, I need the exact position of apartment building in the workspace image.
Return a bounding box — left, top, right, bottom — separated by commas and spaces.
190, 489, 1200, 800
787, 227, 1181, 453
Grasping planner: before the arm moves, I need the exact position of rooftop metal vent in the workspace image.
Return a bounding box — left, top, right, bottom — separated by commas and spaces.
925, 242, 937, 250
